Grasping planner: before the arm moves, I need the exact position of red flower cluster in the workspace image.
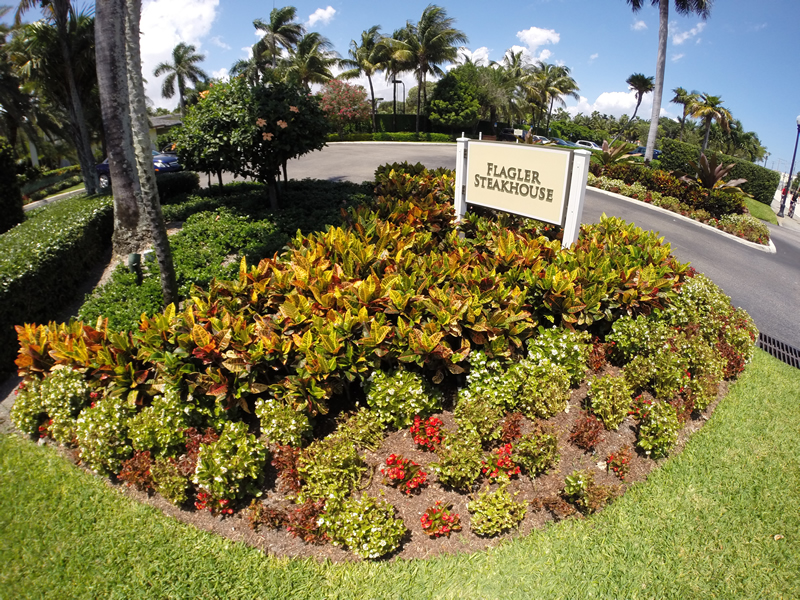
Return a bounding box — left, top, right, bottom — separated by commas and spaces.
420, 501, 461, 538
381, 454, 428, 495
482, 443, 521, 479
606, 445, 633, 480
37, 418, 53, 439
409, 415, 443, 451
194, 491, 234, 516
628, 395, 654, 420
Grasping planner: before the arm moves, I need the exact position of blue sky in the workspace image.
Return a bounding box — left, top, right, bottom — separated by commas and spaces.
23, 1, 800, 170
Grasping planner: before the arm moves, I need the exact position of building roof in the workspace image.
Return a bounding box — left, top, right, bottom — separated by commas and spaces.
149, 114, 182, 129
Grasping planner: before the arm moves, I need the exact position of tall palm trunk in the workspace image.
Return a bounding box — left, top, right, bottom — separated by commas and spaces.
95, 0, 147, 257
367, 74, 377, 132
124, 0, 178, 304
644, 0, 668, 162
53, 0, 98, 194
702, 118, 712, 152
415, 72, 422, 134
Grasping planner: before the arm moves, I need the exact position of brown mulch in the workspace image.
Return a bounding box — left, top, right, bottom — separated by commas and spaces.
27, 363, 727, 564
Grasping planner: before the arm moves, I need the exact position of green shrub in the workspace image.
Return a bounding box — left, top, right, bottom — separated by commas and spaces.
75, 394, 136, 476
0, 194, 113, 374
457, 350, 521, 412
684, 338, 726, 410
526, 327, 591, 387
562, 469, 615, 514
26, 175, 83, 202
151, 457, 190, 506
10, 366, 91, 443
333, 408, 385, 451
298, 435, 366, 502
716, 214, 770, 245
363, 368, 443, 429
431, 430, 483, 491
516, 362, 571, 419
637, 400, 679, 458
20, 164, 81, 196
587, 374, 632, 430
255, 397, 313, 447
660, 138, 779, 205
607, 315, 673, 363
512, 426, 559, 477
454, 395, 502, 446
156, 171, 200, 202
322, 494, 407, 559
127, 386, 196, 456
193, 421, 268, 502
468, 483, 527, 536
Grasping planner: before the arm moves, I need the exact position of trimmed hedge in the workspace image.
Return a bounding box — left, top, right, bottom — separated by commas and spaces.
155, 171, 200, 204
660, 138, 779, 205
327, 132, 452, 143
0, 194, 113, 375
20, 165, 82, 197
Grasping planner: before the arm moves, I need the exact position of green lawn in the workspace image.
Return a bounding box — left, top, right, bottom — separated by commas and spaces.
1, 349, 798, 599
745, 197, 778, 225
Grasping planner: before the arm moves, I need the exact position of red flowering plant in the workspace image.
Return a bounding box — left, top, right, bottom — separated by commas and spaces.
318, 79, 371, 137
606, 445, 633, 480
420, 501, 462, 538
628, 395, 654, 420
381, 454, 428, 495
482, 443, 521, 480
194, 491, 234, 516
410, 415, 443, 451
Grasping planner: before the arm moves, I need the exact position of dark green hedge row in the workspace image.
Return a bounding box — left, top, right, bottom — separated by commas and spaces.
327, 132, 453, 143
155, 171, 200, 204
660, 138, 779, 205
0, 138, 24, 235
0, 195, 113, 375
25, 175, 83, 203
20, 165, 82, 196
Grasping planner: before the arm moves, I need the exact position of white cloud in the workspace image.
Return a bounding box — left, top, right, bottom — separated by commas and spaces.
508, 44, 534, 64
457, 46, 491, 66
306, 6, 336, 28
632, 20, 647, 31
566, 91, 670, 121
516, 26, 559, 62
589, 53, 599, 63
671, 53, 685, 62
212, 67, 229, 81
671, 22, 705, 45
210, 35, 230, 50
141, 0, 219, 109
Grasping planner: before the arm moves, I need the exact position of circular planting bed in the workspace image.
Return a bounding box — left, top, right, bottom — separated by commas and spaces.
10, 167, 757, 561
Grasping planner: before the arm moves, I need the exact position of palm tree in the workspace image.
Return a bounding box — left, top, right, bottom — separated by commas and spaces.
626, 73, 653, 122
670, 86, 698, 141
690, 92, 731, 152
253, 6, 304, 70
15, 0, 98, 193
526, 62, 579, 135
283, 32, 339, 90
153, 42, 208, 117
626, 0, 713, 161
339, 26, 389, 132
390, 5, 468, 134
96, 0, 177, 302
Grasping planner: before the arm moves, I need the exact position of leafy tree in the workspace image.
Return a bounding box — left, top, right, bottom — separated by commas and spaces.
526, 62, 579, 135
339, 26, 389, 132
15, 0, 98, 193
96, 0, 177, 303
625, 0, 713, 161
426, 64, 480, 131
690, 92, 732, 152
319, 79, 371, 136
254, 5, 304, 70
174, 81, 251, 187
670, 86, 698, 142
390, 5, 467, 134
153, 42, 208, 117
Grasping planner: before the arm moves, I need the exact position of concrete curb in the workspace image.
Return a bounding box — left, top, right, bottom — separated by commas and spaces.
327, 141, 455, 146
589, 186, 777, 254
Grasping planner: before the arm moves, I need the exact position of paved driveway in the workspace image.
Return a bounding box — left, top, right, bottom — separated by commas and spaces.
276, 142, 800, 349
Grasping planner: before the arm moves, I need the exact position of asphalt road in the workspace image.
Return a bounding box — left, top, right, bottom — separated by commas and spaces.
273, 142, 800, 349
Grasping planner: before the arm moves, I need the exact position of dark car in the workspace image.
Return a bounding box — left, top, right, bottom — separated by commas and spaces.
96, 151, 183, 189
628, 146, 663, 159
497, 128, 519, 142
551, 138, 580, 148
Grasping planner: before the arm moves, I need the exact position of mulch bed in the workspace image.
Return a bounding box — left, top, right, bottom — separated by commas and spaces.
33, 362, 727, 563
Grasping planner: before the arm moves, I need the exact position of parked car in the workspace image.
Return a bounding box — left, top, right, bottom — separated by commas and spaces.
528, 135, 551, 144
551, 138, 580, 148
96, 150, 183, 189
627, 146, 663, 159
575, 140, 602, 150
497, 128, 519, 142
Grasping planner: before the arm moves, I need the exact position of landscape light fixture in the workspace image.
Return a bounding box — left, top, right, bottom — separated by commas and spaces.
392, 79, 406, 115
777, 115, 800, 218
